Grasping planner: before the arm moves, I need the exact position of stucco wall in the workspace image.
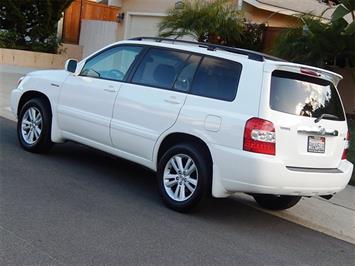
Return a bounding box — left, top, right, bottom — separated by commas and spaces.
242, 3, 300, 27
0, 44, 82, 69
121, 0, 175, 13
117, 0, 176, 40
330, 67, 355, 115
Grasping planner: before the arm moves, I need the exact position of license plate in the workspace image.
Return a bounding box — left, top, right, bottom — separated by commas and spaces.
307, 136, 325, 153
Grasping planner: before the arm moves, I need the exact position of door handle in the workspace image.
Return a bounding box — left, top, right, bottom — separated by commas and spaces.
164, 99, 181, 105
104, 88, 117, 93
164, 96, 181, 105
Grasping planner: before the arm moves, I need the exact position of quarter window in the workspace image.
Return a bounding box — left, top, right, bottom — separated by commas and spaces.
81, 45, 143, 81
132, 48, 190, 89
190, 57, 242, 101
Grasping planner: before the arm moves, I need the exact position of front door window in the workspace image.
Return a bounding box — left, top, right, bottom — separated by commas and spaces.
81, 45, 143, 81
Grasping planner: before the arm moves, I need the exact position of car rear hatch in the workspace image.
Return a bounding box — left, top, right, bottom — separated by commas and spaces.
259, 63, 348, 169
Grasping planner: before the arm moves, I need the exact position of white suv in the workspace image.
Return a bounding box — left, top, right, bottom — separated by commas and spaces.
11, 37, 353, 212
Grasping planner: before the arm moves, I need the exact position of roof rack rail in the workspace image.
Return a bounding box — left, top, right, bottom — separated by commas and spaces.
129, 37, 285, 62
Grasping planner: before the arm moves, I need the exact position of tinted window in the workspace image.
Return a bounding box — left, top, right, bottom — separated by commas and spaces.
190, 57, 242, 101
81, 45, 142, 81
270, 70, 345, 121
173, 55, 201, 92
132, 48, 190, 89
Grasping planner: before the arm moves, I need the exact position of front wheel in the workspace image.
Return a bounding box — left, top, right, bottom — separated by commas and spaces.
157, 143, 211, 212
17, 98, 53, 153
253, 194, 301, 210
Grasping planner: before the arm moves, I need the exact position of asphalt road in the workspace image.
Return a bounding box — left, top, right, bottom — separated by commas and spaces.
0, 117, 354, 265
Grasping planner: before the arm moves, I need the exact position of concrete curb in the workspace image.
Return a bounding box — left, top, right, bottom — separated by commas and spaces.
233, 190, 355, 245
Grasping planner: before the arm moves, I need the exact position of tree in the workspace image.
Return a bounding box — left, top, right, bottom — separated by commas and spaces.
271, 14, 355, 68
331, 0, 355, 34
0, 0, 74, 53
158, 0, 265, 51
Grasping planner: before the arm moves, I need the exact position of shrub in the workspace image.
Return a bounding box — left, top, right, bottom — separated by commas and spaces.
0, 0, 73, 53
158, 0, 265, 51
271, 0, 355, 69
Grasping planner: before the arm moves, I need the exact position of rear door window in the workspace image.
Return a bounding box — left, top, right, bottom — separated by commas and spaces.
270, 70, 345, 121
131, 48, 190, 89
190, 57, 242, 101
173, 55, 201, 92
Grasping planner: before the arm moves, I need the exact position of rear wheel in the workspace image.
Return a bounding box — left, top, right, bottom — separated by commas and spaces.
157, 143, 211, 212
253, 194, 301, 210
17, 98, 53, 153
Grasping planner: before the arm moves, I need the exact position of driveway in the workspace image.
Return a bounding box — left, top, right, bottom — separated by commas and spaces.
1, 118, 354, 265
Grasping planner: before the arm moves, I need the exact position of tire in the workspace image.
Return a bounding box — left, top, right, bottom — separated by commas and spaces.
253, 194, 301, 210
17, 98, 53, 153
157, 143, 212, 212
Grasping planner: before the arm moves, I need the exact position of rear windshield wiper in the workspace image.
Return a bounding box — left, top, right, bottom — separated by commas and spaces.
314, 113, 339, 123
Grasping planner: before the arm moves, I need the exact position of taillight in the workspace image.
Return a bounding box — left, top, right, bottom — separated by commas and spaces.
342, 131, 350, 160
243, 117, 276, 155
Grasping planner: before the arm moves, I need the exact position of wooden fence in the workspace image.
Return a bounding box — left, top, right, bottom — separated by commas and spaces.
62, 0, 120, 44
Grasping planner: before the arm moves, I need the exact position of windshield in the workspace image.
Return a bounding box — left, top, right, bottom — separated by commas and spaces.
270, 70, 345, 121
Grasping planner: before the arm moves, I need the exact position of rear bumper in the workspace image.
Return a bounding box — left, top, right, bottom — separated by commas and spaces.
212, 145, 353, 197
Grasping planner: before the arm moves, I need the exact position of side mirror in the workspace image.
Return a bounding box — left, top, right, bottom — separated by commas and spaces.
65, 59, 78, 73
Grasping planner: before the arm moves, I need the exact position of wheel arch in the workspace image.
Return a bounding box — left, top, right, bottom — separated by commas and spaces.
18, 91, 52, 117
156, 132, 213, 169
155, 131, 231, 198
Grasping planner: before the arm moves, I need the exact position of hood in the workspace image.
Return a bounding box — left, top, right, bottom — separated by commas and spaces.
27, 69, 70, 83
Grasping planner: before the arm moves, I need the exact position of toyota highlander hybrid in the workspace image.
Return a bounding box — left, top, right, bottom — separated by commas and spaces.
11, 37, 353, 212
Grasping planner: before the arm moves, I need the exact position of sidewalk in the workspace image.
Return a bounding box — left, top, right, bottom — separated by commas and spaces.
0, 65, 43, 121
1, 64, 354, 245
233, 186, 355, 245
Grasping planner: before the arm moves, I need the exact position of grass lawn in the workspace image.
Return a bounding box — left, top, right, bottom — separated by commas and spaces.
348, 119, 355, 185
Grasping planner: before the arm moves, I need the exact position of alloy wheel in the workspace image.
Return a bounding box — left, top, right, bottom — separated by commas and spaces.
21, 107, 43, 145
163, 154, 199, 201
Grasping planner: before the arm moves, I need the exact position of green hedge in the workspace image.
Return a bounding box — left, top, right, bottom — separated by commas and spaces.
0, 0, 73, 53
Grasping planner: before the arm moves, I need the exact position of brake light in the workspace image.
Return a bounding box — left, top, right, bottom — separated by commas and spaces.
243, 118, 276, 155
300, 67, 321, 77
342, 131, 350, 160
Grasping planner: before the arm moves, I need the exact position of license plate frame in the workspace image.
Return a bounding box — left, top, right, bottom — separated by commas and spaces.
307, 136, 326, 153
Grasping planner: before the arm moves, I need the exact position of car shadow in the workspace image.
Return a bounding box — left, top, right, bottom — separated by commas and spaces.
47, 141, 277, 223
1, 116, 295, 229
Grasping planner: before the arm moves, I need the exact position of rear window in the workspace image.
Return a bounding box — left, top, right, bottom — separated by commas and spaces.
270, 70, 345, 121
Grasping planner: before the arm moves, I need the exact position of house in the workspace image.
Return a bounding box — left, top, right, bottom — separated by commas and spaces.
63, 0, 344, 55
61, 0, 354, 114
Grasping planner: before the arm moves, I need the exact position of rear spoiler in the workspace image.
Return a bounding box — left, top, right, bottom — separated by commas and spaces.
264, 62, 343, 86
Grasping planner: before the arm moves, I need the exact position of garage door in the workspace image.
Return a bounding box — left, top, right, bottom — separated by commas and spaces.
126, 15, 163, 39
